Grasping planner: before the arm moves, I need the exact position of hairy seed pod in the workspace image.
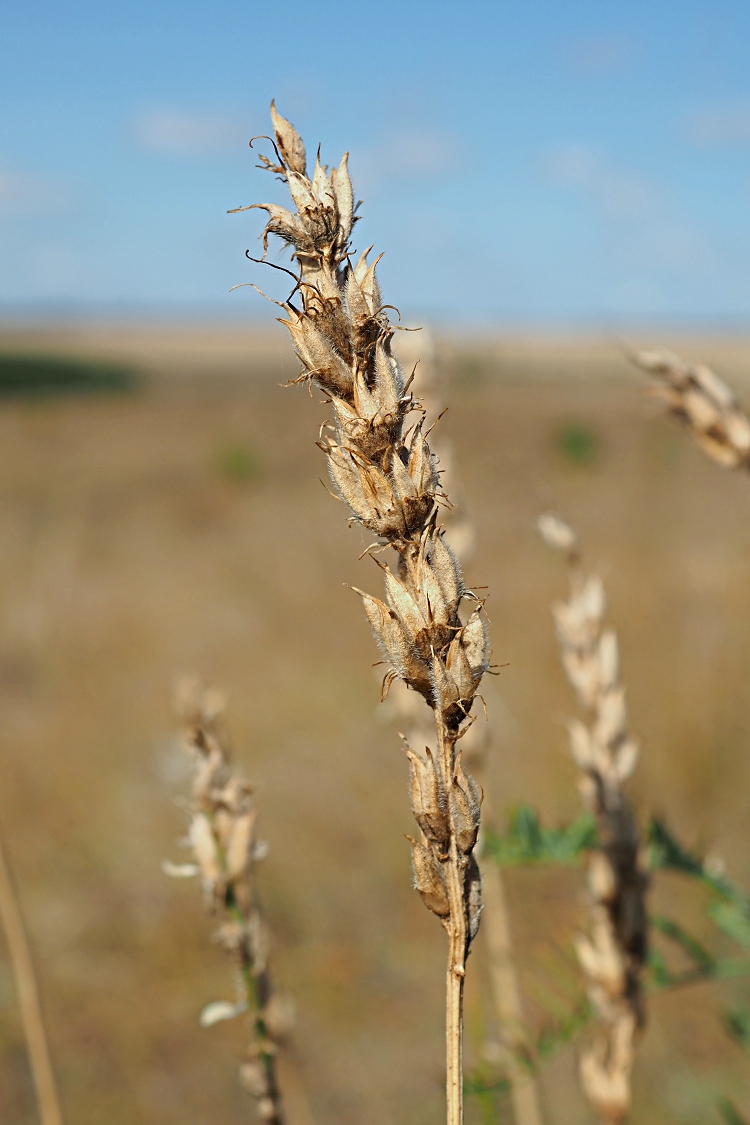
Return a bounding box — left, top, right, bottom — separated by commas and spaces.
451, 760, 481, 855
404, 743, 450, 850
407, 836, 450, 918
270, 100, 307, 175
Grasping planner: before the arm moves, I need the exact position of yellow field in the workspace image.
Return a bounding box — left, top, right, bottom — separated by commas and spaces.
1, 324, 750, 1124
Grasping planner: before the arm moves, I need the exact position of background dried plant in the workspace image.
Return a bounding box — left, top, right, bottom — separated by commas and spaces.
634, 349, 750, 470
7, 323, 750, 1123
538, 514, 648, 1124
168, 677, 292, 1125
230, 104, 492, 1125
392, 329, 543, 1125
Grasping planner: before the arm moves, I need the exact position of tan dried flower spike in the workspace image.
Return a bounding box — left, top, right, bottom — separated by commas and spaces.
166, 678, 290, 1125
634, 348, 750, 469
231, 104, 491, 1125
539, 515, 648, 1125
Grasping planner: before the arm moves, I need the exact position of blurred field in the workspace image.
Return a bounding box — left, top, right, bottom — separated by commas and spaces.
2, 323, 750, 1124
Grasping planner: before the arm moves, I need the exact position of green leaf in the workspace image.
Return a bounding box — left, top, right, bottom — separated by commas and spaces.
486, 807, 597, 867
723, 1005, 750, 1050
651, 914, 716, 975
647, 819, 739, 901
648, 948, 676, 989
709, 902, 750, 950
536, 1002, 591, 1059
718, 1097, 750, 1125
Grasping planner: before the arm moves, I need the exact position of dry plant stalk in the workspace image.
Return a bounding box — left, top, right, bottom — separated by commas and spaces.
538, 515, 648, 1125
390, 332, 542, 1125
0, 825, 64, 1125
231, 104, 491, 1125
634, 348, 750, 469
166, 678, 291, 1125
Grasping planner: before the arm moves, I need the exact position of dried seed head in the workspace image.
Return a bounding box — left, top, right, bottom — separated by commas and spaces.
543, 518, 647, 1125
170, 680, 287, 1124
635, 347, 750, 470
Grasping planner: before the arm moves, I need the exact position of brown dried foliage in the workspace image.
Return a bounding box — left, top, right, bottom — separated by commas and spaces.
539, 515, 648, 1125
169, 678, 290, 1125
635, 348, 750, 469
231, 104, 492, 1125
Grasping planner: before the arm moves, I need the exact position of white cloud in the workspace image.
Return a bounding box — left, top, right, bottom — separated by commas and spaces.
133, 109, 248, 157
0, 167, 76, 217
685, 103, 750, 146
355, 127, 459, 193
565, 34, 638, 76
544, 144, 657, 219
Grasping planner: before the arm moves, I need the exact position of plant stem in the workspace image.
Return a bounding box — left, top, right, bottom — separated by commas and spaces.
0, 825, 63, 1125
446, 868, 466, 1125
437, 715, 467, 1125
481, 860, 543, 1125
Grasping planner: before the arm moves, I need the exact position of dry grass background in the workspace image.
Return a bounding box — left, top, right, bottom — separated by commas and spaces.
2, 325, 750, 1123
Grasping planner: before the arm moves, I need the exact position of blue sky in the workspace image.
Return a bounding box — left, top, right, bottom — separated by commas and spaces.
3, 0, 750, 325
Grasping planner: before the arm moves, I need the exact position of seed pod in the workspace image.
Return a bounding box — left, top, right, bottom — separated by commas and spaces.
419, 560, 450, 626
538, 512, 577, 552
262, 992, 296, 1040
252, 203, 315, 255
270, 101, 307, 175
327, 445, 372, 520
353, 247, 383, 313
427, 531, 463, 607
465, 854, 483, 942
239, 1058, 269, 1098
407, 836, 450, 918
567, 718, 594, 770
373, 340, 404, 420
226, 810, 257, 883
451, 757, 481, 855
355, 589, 409, 675
597, 629, 619, 691
332, 153, 354, 243
446, 633, 476, 700
189, 813, 222, 893
595, 686, 627, 749
390, 446, 418, 500
403, 742, 449, 850
383, 569, 427, 642
613, 738, 639, 782
460, 610, 490, 678
429, 652, 460, 713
